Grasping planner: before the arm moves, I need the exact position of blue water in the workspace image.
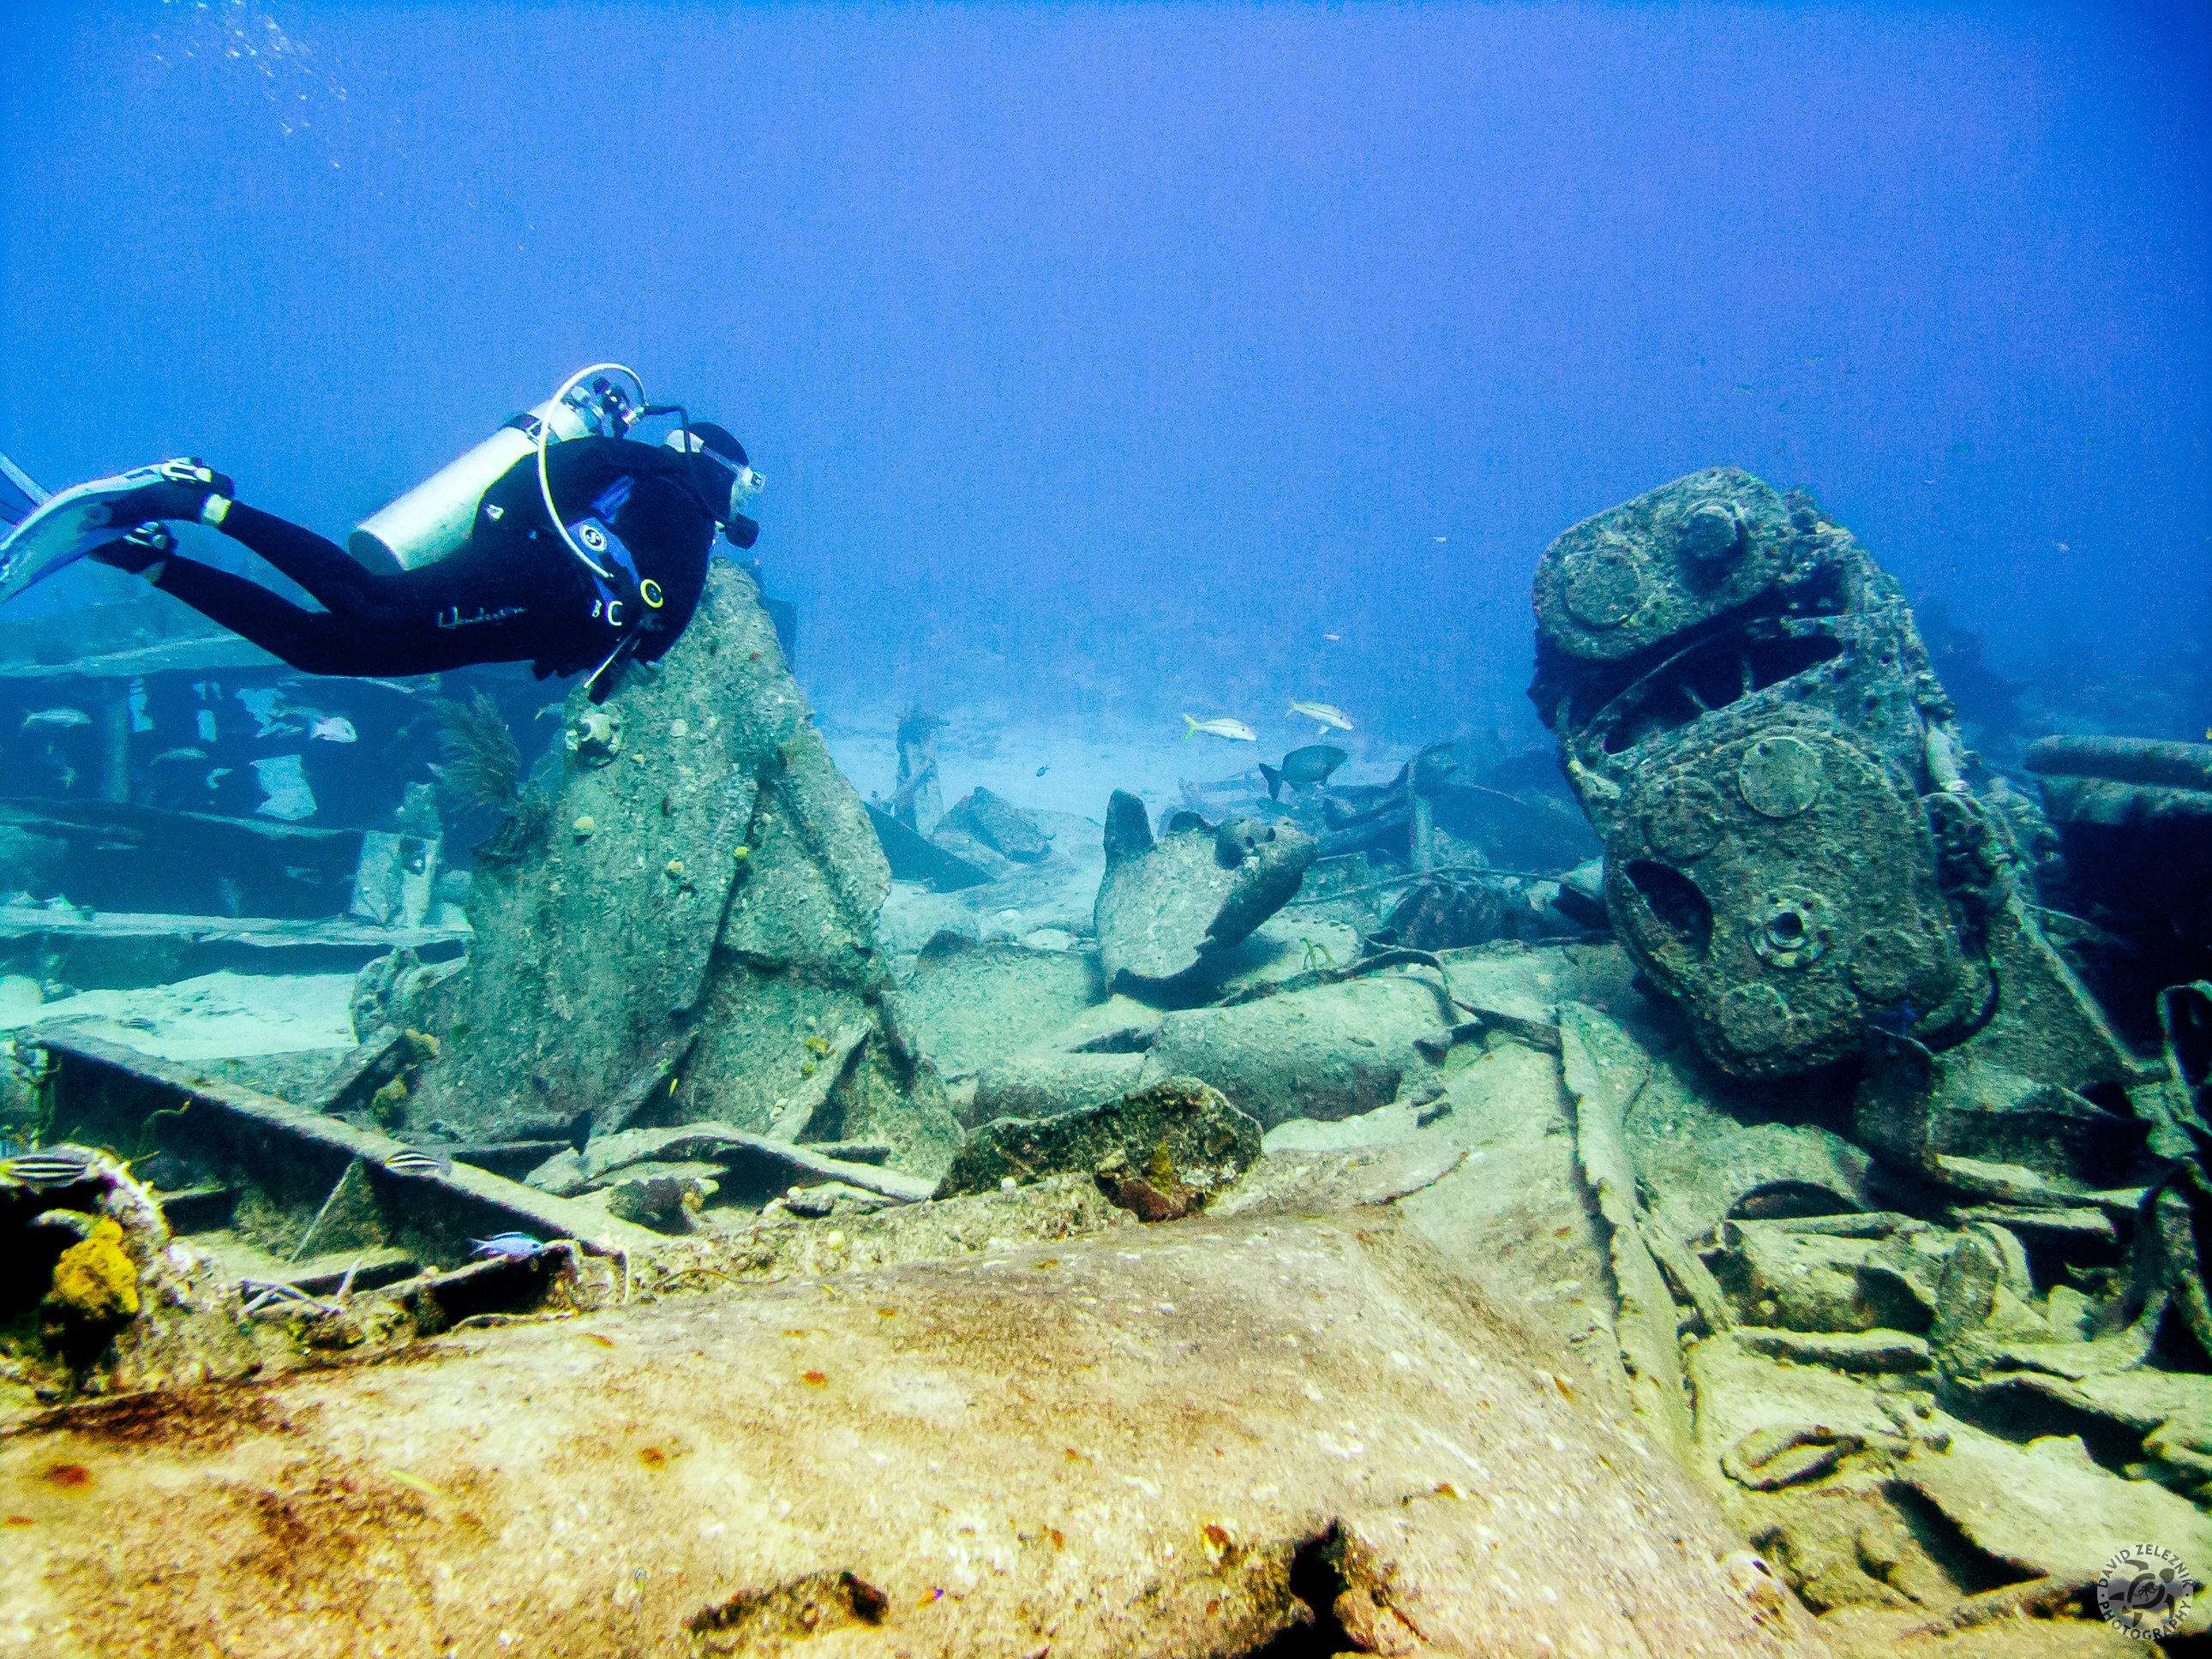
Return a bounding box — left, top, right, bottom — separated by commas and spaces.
2, 1, 2206, 750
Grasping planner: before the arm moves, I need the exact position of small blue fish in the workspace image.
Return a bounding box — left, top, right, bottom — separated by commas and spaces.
469, 1232, 548, 1260
1867, 1000, 1917, 1039
1035, 764, 1050, 777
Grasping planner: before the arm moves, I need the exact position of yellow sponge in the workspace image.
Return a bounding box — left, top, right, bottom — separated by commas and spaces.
47, 1219, 141, 1324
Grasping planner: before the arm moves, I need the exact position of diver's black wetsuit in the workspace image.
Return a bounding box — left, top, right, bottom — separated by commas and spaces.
150, 437, 726, 681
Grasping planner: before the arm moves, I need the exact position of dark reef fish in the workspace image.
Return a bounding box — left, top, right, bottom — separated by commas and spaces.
1261, 744, 1349, 800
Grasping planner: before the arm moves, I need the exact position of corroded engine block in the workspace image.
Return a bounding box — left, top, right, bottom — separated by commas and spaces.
1601, 709, 1962, 1074
1531, 467, 2125, 1091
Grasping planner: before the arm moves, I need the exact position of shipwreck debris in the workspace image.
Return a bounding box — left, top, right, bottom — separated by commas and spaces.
1093, 790, 1314, 997
27, 1029, 657, 1258
394, 564, 961, 1177
2028, 734, 2212, 957
933, 1075, 1262, 1207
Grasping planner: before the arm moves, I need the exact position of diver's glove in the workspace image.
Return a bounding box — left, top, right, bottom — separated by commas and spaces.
105, 458, 237, 527
89, 522, 176, 579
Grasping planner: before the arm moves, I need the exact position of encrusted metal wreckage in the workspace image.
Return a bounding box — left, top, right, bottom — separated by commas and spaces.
3, 470, 2209, 1654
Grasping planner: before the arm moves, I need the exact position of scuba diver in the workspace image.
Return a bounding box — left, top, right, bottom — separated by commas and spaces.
2, 368, 760, 702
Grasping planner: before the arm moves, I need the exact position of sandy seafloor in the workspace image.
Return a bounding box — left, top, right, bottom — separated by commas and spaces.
0, 698, 1414, 1064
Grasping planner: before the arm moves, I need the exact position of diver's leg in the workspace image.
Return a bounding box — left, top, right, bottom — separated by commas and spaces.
92, 472, 366, 613
201, 501, 399, 617
109, 504, 570, 676
144, 553, 387, 676
96, 522, 447, 675
142, 523, 557, 677
211, 502, 560, 646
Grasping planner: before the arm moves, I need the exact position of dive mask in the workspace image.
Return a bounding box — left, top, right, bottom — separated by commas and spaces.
713, 452, 761, 547
662, 426, 762, 542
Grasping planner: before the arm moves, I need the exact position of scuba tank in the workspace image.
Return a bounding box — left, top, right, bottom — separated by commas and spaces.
347, 365, 645, 571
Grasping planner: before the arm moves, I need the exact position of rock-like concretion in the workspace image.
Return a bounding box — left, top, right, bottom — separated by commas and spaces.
934, 1075, 1262, 1200
399, 563, 958, 1173
938, 785, 1052, 862
1140, 974, 1449, 1128
1093, 789, 1313, 995
523, 1120, 933, 1203
0, 1209, 1825, 1658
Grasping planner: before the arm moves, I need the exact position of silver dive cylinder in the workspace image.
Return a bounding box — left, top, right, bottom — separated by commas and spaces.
347, 398, 590, 572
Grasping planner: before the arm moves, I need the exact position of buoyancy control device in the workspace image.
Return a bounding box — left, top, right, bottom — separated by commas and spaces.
348, 364, 649, 572
347, 363, 758, 702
